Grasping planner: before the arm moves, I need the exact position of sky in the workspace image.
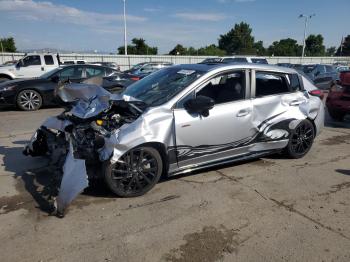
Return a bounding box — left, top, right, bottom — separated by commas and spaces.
0, 0, 349, 54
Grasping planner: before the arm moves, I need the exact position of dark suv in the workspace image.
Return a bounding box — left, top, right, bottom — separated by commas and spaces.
296, 64, 339, 90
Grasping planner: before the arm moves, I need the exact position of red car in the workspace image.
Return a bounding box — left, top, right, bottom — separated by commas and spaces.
326, 70, 350, 121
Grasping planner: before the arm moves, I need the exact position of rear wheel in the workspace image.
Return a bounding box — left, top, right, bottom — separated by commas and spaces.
16, 89, 43, 111
328, 109, 345, 122
285, 119, 315, 159
104, 146, 163, 197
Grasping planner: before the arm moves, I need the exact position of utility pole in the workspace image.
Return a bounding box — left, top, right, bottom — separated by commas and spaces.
299, 14, 315, 60
0, 40, 3, 64
123, 0, 127, 55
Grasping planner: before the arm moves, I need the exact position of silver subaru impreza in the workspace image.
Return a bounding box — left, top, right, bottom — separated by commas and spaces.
25, 63, 324, 214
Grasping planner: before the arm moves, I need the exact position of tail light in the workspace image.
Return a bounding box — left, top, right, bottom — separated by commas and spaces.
131, 77, 140, 81
308, 89, 324, 100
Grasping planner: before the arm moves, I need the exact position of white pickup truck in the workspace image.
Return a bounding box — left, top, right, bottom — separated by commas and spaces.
0, 53, 60, 82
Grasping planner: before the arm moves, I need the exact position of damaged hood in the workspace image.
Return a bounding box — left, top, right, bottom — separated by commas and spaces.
55, 82, 144, 119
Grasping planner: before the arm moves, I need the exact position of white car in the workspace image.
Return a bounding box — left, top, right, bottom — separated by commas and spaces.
0, 53, 59, 82
202, 56, 268, 64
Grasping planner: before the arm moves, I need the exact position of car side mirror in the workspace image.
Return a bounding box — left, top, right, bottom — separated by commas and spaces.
51, 75, 60, 83
315, 71, 320, 76
184, 95, 215, 117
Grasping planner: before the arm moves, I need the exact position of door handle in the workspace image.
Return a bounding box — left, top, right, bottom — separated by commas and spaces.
289, 100, 303, 106
237, 109, 251, 117
41, 66, 45, 71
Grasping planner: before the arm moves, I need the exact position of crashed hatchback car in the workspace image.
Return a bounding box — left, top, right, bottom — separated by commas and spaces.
24, 63, 324, 215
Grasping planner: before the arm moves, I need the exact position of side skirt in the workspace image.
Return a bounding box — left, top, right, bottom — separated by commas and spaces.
168, 149, 280, 177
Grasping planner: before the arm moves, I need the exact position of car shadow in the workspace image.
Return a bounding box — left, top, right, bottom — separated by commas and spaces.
0, 139, 116, 214
336, 169, 350, 176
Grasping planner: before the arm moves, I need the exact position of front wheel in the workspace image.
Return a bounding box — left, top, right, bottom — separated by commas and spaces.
285, 119, 315, 159
17, 89, 43, 111
104, 146, 163, 197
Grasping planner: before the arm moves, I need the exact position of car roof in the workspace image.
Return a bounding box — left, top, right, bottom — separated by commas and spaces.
176, 63, 297, 74
58, 64, 117, 70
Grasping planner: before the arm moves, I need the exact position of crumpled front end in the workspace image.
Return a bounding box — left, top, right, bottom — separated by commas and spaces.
24, 82, 146, 216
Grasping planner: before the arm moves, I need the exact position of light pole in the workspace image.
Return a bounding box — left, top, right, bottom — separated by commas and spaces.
299, 14, 315, 59
123, 0, 127, 55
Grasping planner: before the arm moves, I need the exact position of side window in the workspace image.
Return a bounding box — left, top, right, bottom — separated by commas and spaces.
44, 55, 54, 65
197, 71, 245, 104
58, 67, 83, 79
325, 65, 335, 73
255, 72, 289, 97
316, 65, 325, 74
22, 55, 41, 66
176, 91, 195, 108
85, 67, 105, 77
288, 74, 302, 92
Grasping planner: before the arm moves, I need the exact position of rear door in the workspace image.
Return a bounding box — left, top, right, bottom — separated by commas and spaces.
251, 70, 304, 146
173, 69, 255, 169
43, 55, 57, 73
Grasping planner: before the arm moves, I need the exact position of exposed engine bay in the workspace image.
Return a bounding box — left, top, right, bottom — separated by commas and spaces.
24, 82, 146, 217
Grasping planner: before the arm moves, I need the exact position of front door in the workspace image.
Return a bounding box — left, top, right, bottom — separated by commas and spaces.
173, 70, 255, 169
15, 55, 43, 78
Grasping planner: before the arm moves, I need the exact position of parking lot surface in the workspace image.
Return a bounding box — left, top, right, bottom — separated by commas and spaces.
0, 108, 350, 262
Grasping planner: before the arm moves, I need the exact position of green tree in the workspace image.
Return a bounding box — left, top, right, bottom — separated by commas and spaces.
0, 37, 16, 52
118, 38, 157, 55
253, 41, 266, 56
336, 35, 350, 56
326, 46, 336, 56
197, 45, 226, 56
305, 34, 325, 56
169, 44, 188, 55
218, 22, 256, 55
268, 38, 301, 56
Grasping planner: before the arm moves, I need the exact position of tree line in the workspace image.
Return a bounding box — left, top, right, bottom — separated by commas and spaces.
118, 22, 349, 57
1, 22, 349, 56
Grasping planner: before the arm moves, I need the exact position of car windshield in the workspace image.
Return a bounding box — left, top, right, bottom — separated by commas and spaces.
40, 67, 62, 79
123, 67, 204, 106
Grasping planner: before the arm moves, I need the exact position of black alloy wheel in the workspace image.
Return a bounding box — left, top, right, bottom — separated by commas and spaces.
104, 146, 163, 197
286, 119, 315, 159
17, 89, 43, 111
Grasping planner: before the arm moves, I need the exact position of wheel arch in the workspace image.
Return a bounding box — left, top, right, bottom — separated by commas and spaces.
0, 73, 13, 80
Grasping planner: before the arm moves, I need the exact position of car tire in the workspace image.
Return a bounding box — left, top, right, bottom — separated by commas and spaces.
16, 89, 43, 111
285, 119, 315, 159
104, 146, 163, 197
328, 109, 345, 122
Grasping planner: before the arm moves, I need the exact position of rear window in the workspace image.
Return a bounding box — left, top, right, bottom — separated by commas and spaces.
255, 72, 290, 97
288, 74, 302, 91
44, 55, 54, 65
77, 61, 85, 64
251, 58, 268, 64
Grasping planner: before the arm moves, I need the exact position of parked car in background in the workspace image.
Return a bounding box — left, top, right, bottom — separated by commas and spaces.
91, 62, 120, 71
336, 65, 350, 73
101, 72, 140, 93
201, 56, 268, 64
61, 60, 86, 65
326, 70, 350, 121
0, 53, 59, 82
0, 64, 120, 111
294, 64, 339, 90
124, 62, 173, 78
277, 63, 293, 68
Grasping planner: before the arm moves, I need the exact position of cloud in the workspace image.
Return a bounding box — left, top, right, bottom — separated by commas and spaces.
173, 12, 227, 22
0, 0, 147, 26
143, 8, 162, 13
